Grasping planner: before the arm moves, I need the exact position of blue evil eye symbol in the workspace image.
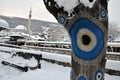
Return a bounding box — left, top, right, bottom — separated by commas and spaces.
100, 8, 107, 19
78, 76, 86, 80
95, 70, 104, 80
70, 71, 75, 80
59, 16, 66, 25
69, 18, 104, 60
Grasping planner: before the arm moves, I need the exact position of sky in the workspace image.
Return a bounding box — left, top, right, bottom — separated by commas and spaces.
0, 0, 57, 22
0, 0, 119, 25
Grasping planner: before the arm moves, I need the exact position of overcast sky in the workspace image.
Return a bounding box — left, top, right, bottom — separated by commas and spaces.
0, 0, 57, 22
0, 0, 120, 25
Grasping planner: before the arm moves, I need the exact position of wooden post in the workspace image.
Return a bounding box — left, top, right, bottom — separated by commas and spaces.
43, 0, 108, 80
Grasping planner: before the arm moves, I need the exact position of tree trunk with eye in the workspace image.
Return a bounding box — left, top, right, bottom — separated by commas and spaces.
43, 0, 108, 80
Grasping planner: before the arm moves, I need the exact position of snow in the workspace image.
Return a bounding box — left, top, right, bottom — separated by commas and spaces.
106, 60, 120, 71
17, 61, 70, 80
0, 46, 71, 63
0, 30, 9, 37
30, 35, 45, 40
107, 52, 120, 55
105, 74, 120, 80
20, 32, 29, 36
15, 25, 27, 30
0, 19, 9, 29
54, 0, 96, 13
42, 52, 71, 63
0, 46, 120, 80
0, 61, 70, 80
114, 36, 120, 42
107, 42, 120, 47
48, 1, 51, 7
80, 0, 96, 8
54, 0, 78, 13
0, 49, 37, 67
0, 60, 120, 80
5, 56, 37, 67
10, 32, 22, 36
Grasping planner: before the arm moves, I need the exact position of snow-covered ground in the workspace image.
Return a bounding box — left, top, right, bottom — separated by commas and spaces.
0, 61, 70, 80
0, 46, 120, 80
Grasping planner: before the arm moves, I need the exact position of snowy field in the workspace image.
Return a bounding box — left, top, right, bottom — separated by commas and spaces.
0, 61, 70, 80
0, 46, 120, 80
0, 61, 120, 80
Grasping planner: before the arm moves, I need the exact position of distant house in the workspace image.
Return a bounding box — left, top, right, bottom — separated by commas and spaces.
11, 25, 28, 33
15, 25, 27, 30
0, 19, 9, 31
8, 25, 45, 45
114, 37, 120, 42
9, 32, 24, 41
30, 35, 45, 41
0, 19, 10, 42
107, 36, 120, 52
9, 25, 27, 41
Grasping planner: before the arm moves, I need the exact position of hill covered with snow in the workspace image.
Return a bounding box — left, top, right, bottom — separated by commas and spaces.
0, 15, 70, 42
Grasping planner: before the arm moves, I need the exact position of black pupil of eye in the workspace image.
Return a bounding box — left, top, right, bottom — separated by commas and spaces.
82, 35, 91, 45
98, 75, 101, 79
89, 0, 93, 2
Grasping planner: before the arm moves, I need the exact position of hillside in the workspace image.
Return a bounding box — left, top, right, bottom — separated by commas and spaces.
0, 15, 58, 31
0, 15, 70, 41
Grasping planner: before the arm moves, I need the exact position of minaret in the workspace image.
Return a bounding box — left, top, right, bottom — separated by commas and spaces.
28, 7, 32, 39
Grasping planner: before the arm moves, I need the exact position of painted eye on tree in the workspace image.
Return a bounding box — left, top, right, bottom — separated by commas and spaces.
96, 73, 102, 80
78, 76, 86, 80
95, 70, 103, 80
99, 8, 107, 19
77, 28, 97, 52
69, 18, 104, 60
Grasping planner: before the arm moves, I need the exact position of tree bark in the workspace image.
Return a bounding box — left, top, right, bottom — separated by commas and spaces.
43, 0, 108, 80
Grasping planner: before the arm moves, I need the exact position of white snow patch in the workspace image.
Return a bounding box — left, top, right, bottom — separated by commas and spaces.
0, 46, 120, 80
54, 0, 78, 12
0, 19, 9, 29
48, 1, 51, 6
105, 74, 120, 80
0, 46, 71, 63
15, 25, 27, 30
80, 0, 96, 8
106, 60, 120, 71
42, 51, 71, 63
54, 0, 96, 13
0, 61, 70, 80
5, 56, 37, 67
0, 50, 37, 67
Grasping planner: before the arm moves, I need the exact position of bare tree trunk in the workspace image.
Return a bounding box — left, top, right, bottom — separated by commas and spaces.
43, 0, 108, 80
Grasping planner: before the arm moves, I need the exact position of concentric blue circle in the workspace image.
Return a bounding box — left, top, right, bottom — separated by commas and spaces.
78, 76, 86, 80
94, 70, 104, 80
59, 16, 66, 24
69, 18, 104, 60
100, 8, 107, 19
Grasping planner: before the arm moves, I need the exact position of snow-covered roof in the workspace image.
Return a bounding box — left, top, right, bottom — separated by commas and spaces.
10, 32, 22, 37
15, 25, 27, 30
114, 37, 120, 42
20, 32, 29, 37
0, 19, 9, 29
30, 35, 45, 40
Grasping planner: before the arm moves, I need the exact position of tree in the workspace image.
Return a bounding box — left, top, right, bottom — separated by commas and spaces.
108, 22, 119, 42
43, 0, 108, 80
